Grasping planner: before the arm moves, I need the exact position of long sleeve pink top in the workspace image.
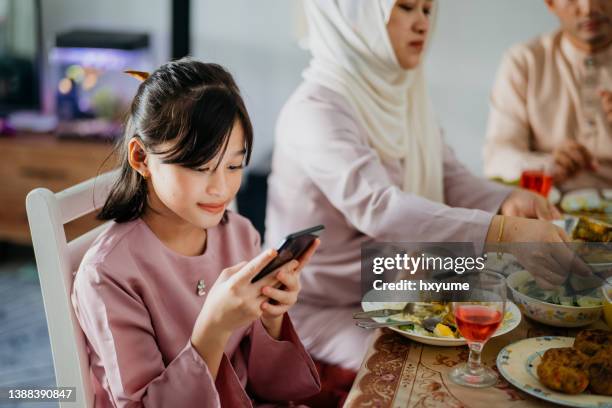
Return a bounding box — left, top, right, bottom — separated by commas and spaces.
71, 212, 320, 407
264, 82, 512, 369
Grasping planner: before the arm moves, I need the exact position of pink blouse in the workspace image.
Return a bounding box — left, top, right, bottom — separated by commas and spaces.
264, 82, 513, 370
72, 212, 320, 407
266, 82, 513, 307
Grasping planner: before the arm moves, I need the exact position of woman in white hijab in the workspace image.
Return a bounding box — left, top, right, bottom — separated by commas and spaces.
265, 0, 580, 372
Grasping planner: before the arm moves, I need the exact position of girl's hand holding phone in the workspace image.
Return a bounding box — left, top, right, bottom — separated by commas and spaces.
190, 241, 319, 375
190, 249, 293, 377
193, 250, 283, 337
259, 239, 320, 338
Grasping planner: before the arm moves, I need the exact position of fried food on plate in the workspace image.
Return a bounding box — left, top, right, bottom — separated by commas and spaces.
537, 347, 590, 394
587, 348, 612, 396
574, 329, 612, 356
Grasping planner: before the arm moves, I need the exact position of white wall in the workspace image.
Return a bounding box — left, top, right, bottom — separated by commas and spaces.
426, 0, 558, 175
41, 0, 559, 175
191, 0, 309, 173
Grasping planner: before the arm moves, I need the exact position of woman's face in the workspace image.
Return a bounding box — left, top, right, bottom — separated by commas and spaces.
387, 0, 433, 69
144, 121, 246, 230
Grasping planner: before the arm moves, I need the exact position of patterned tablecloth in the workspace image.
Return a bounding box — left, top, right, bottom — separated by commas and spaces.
344, 318, 609, 408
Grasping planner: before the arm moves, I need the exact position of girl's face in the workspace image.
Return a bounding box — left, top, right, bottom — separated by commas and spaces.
387, 0, 433, 70
144, 121, 246, 230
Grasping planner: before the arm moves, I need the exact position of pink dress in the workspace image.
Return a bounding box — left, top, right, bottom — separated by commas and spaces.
265, 82, 513, 370
72, 212, 320, 407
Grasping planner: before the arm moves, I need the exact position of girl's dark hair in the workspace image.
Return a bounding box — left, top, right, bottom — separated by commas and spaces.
98, 57, 253, 222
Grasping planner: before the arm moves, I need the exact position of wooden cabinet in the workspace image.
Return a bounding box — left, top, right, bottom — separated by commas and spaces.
0, 133, 116, 244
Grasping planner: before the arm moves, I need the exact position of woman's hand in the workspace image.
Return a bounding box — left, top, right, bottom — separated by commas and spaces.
500, 188, 561, 220
487, 216, 591, 289
260, 239, 320, 339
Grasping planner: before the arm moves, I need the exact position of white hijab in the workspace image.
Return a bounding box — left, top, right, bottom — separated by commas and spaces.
303, 0, 444, 202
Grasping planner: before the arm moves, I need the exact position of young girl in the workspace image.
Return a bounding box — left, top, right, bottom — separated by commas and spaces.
71, 58, 320, 407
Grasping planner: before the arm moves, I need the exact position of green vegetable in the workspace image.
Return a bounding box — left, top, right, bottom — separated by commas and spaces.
576, 296, 602, 307
516, 278, 603, 307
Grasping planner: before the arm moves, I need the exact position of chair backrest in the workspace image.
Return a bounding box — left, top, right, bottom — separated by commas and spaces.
26, 170, 118, 408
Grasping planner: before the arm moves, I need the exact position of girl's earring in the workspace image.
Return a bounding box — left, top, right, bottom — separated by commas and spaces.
141, 172, 149, 180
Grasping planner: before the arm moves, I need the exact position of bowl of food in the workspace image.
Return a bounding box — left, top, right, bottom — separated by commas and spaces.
507, 270, 603, 327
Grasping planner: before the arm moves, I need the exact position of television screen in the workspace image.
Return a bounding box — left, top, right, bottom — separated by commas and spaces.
0, 0, 41, 115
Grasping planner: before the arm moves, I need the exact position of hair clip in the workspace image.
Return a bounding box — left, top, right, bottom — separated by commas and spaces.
124, 70, 150, 82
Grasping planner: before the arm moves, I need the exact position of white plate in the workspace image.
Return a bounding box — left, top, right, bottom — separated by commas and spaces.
548, 186, 561, 205
561, 188, 602, 212
497, 336, 612, 408
360, 301, 521, 346
552, 216, 579, 236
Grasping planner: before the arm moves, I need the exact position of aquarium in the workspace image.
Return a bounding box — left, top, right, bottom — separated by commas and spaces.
49, 30, 152, 138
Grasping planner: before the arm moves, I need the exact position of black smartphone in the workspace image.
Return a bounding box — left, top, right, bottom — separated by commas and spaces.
251, 225, 325, 283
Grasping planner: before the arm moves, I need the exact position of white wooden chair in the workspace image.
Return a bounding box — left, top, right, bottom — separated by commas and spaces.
26, 170, 118, 408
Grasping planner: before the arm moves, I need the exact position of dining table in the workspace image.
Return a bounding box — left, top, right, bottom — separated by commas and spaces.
344, 194, 612, 407
344, 316, 609, 408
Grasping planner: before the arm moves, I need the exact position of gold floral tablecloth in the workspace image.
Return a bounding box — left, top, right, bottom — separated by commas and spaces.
344, 318, 608, 408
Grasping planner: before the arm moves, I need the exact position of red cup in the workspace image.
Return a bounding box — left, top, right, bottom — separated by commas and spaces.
519, 170, 553, 197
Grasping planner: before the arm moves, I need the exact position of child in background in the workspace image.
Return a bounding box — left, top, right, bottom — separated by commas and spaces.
72, 58, 320, 407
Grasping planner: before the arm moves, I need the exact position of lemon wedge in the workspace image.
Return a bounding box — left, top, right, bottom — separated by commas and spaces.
433, 323, 455, 338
